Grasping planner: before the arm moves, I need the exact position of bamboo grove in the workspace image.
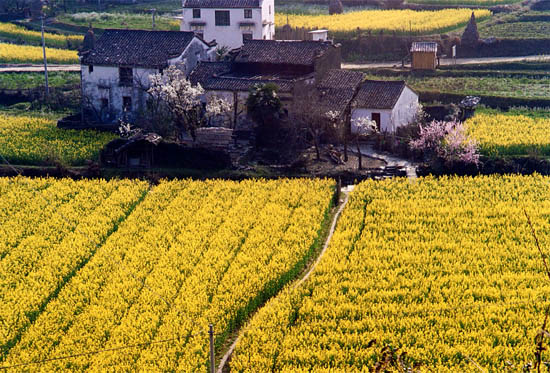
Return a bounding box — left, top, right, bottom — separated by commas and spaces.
232, 175, 550, 372
0, 177, 335, 371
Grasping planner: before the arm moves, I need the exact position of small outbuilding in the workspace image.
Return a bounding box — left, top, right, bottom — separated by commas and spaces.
410, 42, 438, 70
351, 80, 419, 133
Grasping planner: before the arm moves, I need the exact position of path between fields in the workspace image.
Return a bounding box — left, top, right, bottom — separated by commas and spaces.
343, 54, 550, 69
0, 64, 80, 72
1, 54, 548, 72
216, 185, 354, 373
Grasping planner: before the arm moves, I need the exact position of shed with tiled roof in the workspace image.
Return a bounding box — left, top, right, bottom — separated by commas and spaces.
351, 80, 419, 133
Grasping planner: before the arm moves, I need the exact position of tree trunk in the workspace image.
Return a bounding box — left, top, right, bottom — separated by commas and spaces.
356, 139, 362, 170
343, 136, 348, 162
314, 139, 321, 160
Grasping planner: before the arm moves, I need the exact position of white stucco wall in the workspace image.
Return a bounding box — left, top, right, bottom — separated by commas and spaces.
180, 0, 274, 50
390, 86, 419, 131
81, 36, 211, 121
81, 65, 158, 120
351, 86, 419, 134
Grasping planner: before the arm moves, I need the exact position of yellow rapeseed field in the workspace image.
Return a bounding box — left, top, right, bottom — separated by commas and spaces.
0, 22, 82, 49
0, 114, 117, 166
232, 175, 550, 372
0, 42, 78, 64
467, 111, 550, 157
276, 9, 491, 35
0, 178, 335, 372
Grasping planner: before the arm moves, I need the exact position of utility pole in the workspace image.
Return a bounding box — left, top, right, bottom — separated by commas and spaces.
40, 15, 50, 100
209, 324, 215, 373
151, 8, 156, 30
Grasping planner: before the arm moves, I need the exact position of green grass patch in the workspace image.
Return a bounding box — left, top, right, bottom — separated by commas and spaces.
0, 72, 79, 90
57, 12, 180, 31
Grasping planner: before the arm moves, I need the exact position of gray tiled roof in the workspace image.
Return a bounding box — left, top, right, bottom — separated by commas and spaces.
353, 80, 407, 109
183, 0, 260, 8
410, 42, 438, 53
317, 70, 365, 113
189, 62, 296, 92
235, 39, 334, 66
317, 69, 364, 89
81, 29, 200, 68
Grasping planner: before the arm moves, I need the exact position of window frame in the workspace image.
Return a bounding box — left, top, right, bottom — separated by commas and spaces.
192, 8, 200, 18
244, 9, 252, 19
88, 65, 94, 73
242, 32, 253, 42
215, 10, 230, 26
119, 66, 133, 86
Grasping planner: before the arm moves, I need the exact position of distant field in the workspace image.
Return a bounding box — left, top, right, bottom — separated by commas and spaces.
276, 9, 491, 35
57, 12, 180, 31
0, 113, 116, 166
0, 22, 82, 49
480, 21, 550, 39
0, 72, 79, 90
0, 42, 79, 64
406, 0, 521, 4
467, 108, 550, 157
364, 73, 550, 100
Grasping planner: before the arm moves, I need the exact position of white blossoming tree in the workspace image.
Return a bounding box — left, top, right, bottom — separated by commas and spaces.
148, 65, 231, 141
351, 116, 378, 170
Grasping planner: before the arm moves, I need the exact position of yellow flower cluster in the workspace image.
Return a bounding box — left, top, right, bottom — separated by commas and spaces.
276, 9, 491, 35
0, 22, 82, 49
232, 175, 550, 372
0, 114, 117, 166
1, 178, 335, 371
467, 112, 550, 157
0, 42, 78, 64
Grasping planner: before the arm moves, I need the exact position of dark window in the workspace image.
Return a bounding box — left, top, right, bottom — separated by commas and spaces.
119, 67, 133, 86
244, 9, 252, 18
193, 8, 200, 18
100, 98, 108, 109
123, 96, 132, 112
371, 113, 381, 131
242, 33, 252, 42
215, 10, 230, 26
88, 65, 93, 73
159, 68, 164, 75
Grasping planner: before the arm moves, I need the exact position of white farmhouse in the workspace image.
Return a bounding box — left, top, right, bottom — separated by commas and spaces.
351, 80, 419, 133
79, 29, 214, 122
180, 0, 275, 51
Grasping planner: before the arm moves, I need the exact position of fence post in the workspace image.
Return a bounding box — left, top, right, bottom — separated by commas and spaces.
209, 324, 215, 373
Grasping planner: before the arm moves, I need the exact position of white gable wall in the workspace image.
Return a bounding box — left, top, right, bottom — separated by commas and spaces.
390, 86, 419, 131
351, 108, 393, 133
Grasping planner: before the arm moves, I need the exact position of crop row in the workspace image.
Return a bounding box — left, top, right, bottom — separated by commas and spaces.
0, 42, 79, 64
232, 175, 550, 371
1, 178, 335, 371
0, 22, 82, 49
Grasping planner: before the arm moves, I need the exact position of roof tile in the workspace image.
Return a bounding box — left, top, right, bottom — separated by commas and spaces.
353, 80, 407, 109
81, 29, 200, 67
235, 39, 334, 66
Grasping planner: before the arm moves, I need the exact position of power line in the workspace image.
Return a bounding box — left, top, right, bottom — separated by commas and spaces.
0, 330, 206, 370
